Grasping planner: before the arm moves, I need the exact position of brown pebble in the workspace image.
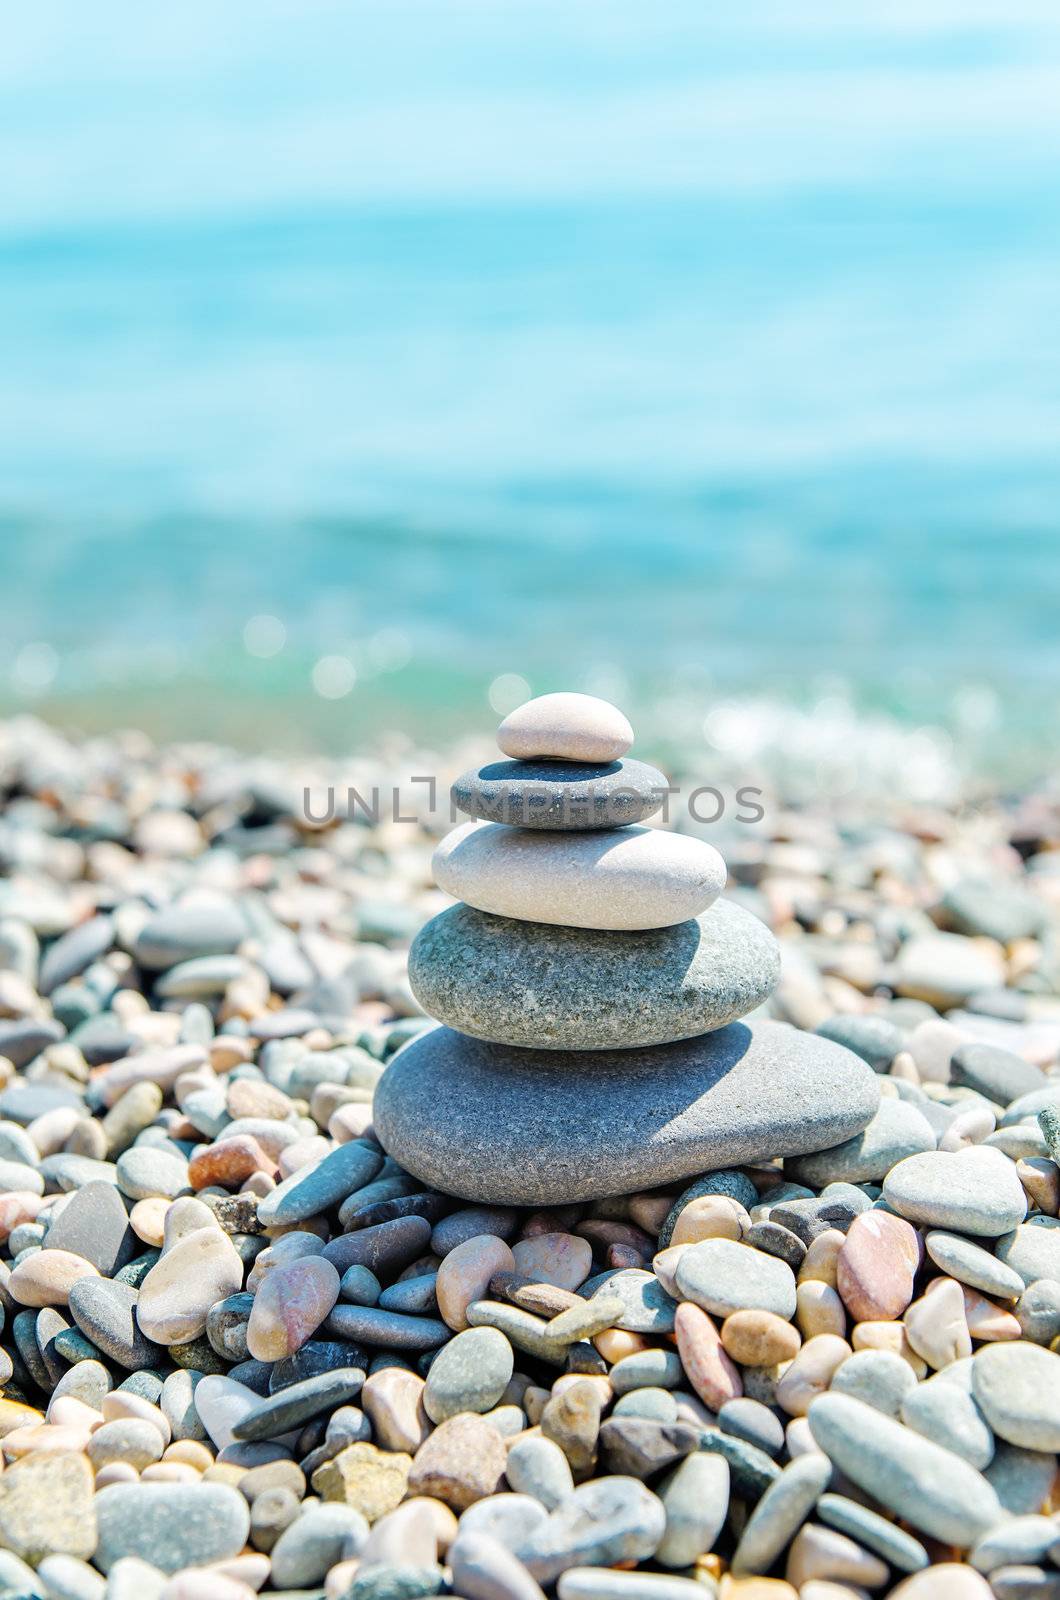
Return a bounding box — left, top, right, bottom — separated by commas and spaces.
721, 1309, 801, 1367
407, 1414, 507, 1510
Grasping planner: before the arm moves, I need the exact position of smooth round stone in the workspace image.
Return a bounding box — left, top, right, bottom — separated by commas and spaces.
894, 933, 1006, 1008
515, 1475, 667, 1582
132, 899, 248, 972
985, 1442, 1059, 1516
996, 1217, 1060, 1286
944, 876, 1048, 944
193, 1375, 262, 1448
970, 1516, 1060, 1574
68, 1277, 161, 1370
406, 1413, 507, 1510
900, 1362, 995, 1470
952, 1043, 1046, 1103
327, 1304, 451, 1351
731, 1453, 832, 1575
787, 1098, 936, 1187
8, 1248, 99, 1308
817, 1493, 928, 1574
424, 1327, 514, 1423
613, 1388, 679, 1423
882, 1147, 1028, 1236
973, 1343, 1060, 1451
271, 1503, 369, 1588
511, 1233, 592, 1292
408, 899, 779, 1050
497, 692, 634, 763
655, 1451, 730, 1570
610, 1350, 684, 1395
137, 1229, 243, 1345
807, 1392, 1003, 1546
432, 822, 725, 932
452, 757, 668, 832
589, 1269, 677, 1333
1016, 1279, 1060, 1345
116, 1146, 189, 1202
246, 1257, 339, 1362
92, 1482, 250, 1572
675, 1239, 796, 1320
816, 1015, 905, 1073
718, 1397, 785, 1455
926, 1231, 1026, 1300
506, 1436, 576, 1511
44, 1181, 137, 1277
457, 1492, 549, 1549
829, 1349, 917, 1418
375, 1020, 880, 1206
557, 1569, 702, 1599
436, 1235, 516, 1332
257, 1140, 382, 1226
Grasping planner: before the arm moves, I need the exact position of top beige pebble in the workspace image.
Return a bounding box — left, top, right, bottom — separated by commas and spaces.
496, 692, 634, 764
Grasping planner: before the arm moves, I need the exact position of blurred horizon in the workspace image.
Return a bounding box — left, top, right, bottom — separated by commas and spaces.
2, 2, 1059, 790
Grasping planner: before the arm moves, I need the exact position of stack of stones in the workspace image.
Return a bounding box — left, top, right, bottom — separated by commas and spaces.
375, 692, 879, 1206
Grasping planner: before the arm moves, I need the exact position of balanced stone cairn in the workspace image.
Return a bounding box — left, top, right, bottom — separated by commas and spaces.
375, 692, 879, 1206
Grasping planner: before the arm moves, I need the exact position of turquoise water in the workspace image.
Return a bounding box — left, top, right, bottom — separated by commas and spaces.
1, 3, 1059, 774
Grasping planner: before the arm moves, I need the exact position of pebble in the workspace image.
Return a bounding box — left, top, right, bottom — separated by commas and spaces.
817, 1491, 928, 1573
93, 1482, 250, 1573
423, 1326, 514, 1422
245, 1256, 339, 1360
719, 1309, 801, 1367
269, 1503, 369, 1587
452, 756, 668, 831
375, 1020, 878, 1205
68, 1277, 161, 1369
807, 1392, 1004, 1545
233, 1366, 365, 1439
996, 1217, 1060, 1286
0, 1449, 96, 1563
137, 1230, 244, 1345
511, 1232, 592, 1291
900, 1361, 995, 1468
815, 1014, 905, 1072
450, 1532, 547, 1600
360, 1367, 431, 1453
496, 692, 634, 763
406, 1414, 508, 1509
830, 1347, 917, 1416
432, 821, 726, 931
506, 1434, 576, 1510
972, 1342, 1060, 1451
675, 1238, 797, 1320
515, 1476, 667, 1582
952, 1042, 1047, 1102
257, 1140, 382, 1226
925, 1229, 1026, 1300
786, 1098, 936, 1186
409, 898, 780, 1051
731, 1454, 833, 1575
883, 1146, 1028, 1236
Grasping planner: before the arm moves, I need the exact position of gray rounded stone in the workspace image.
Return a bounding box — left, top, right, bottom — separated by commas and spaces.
452, 757, 669, 831
132, 899, 247, 971
270, 1503, 369, 1587
997, 1217, 1060, 1286
424, 1327, 514, 1423
925, 1231, 1026, 1301
731, 1453, 832, 1575
807, 1392, 1002, 1546
674, 1239, 797, 1320
817, 1493, 928, 1573
1016, 1279, 1060, 1345
882, 1146, 1028, 1236
951, 1042, 1047, 1104
899, 1363, 995, 1470
45, 1181, 137, 1277
830, 1348, 917, 1418
374, 1020, 880, 1206
407, 898, 780, 1051
815, 1014, 905, 1073
93, 1482, 250, 1573
785, 1097, 936, 1186
985, 1443, 1059, 1516
515, 1475, 666, 1581
68, 1277, 162, 1371
973, 1343, 1060, 1452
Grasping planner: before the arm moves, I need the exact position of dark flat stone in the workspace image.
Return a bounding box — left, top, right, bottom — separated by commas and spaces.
45, 1180, 137, 1275
373, 1020, 880, 1206
452, 756, 669, 831
233, 1367, 365, 1440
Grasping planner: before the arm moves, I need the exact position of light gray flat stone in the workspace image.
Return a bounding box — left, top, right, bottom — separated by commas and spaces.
674, 1239, 797, 1320
882, 1146, 1028, 1236
452, 757, 668, 831
785, 1097, 936, 1186
972, 1343, 1060, 1452
807, 1392, 1003, 1547
407, 898, 781, 1050
374, 1020, 881, 1206
431, 821, 726, 931
996, 1217, 1060, 1286
925, 1231, 1026, 1300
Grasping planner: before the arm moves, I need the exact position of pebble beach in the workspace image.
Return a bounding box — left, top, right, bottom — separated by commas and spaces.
0, 700, 1059, 1600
